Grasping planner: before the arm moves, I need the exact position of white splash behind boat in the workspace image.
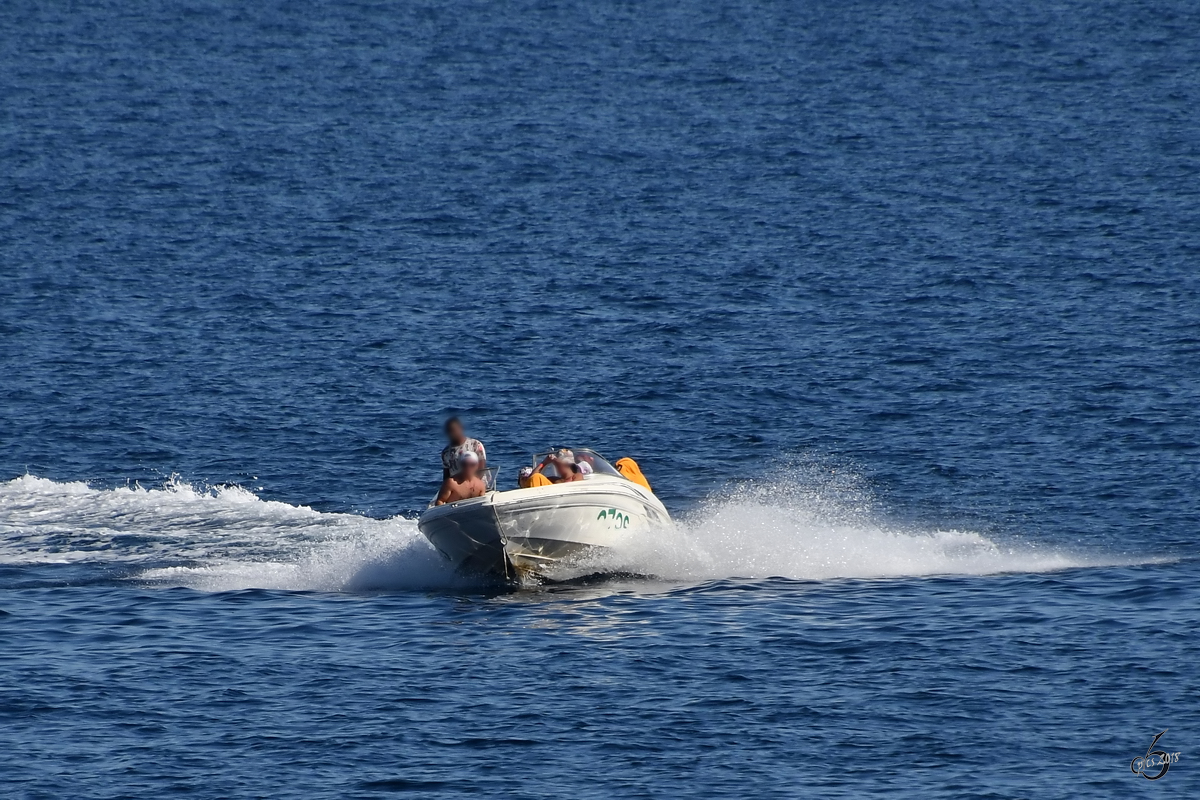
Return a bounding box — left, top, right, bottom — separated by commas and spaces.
418, 449, 670, 579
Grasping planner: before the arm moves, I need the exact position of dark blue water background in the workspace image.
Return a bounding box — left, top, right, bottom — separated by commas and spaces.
2, 0, 1199, 797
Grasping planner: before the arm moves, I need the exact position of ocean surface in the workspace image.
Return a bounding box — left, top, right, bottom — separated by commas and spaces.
2, 0, 1199, 796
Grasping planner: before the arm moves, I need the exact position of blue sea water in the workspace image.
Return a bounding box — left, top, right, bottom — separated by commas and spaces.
2, 0, 1200, 796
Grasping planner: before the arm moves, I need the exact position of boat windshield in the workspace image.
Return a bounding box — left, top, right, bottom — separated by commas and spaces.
480, 466, 498, 491
532, 448, 622, 478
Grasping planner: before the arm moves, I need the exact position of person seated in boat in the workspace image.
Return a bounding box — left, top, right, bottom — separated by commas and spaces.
518, 465, 554, 488
435, 451, 487, 505
440, 417, 486, 482
534, 449, 585, 484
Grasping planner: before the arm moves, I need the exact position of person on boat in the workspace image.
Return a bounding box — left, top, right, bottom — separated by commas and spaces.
519, 465, 554, 488
534, 449, 585, 484
435, 451, 486, 505
517, 466, 534, 488
441, 417, 486, 481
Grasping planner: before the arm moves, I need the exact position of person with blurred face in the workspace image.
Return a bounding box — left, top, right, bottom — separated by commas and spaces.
534, 449, 585, 484
441, 417, 486, 481
517, 466, 535, 488
436, 451, 486, 505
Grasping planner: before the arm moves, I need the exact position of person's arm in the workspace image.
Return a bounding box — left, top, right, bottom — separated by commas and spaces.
476, 442, 487, 472
534, 457, 562, 481
435, 478, 455, 506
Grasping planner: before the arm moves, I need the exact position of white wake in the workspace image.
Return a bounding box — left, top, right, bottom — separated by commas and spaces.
588, 480, 1091, 581
0, 474, 1112, 592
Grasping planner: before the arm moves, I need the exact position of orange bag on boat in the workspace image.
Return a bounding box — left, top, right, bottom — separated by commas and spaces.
615, 457, 652, 492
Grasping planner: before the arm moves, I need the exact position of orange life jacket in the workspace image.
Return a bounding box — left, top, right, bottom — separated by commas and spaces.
614, 457, 652, 492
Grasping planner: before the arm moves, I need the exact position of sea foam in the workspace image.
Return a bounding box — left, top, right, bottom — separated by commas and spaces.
0, 473, 1112, 592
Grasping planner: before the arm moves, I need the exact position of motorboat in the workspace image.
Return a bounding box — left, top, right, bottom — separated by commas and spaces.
418, 448, 670, 580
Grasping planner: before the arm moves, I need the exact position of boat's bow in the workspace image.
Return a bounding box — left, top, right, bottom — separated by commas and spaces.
418, 494, 514, 578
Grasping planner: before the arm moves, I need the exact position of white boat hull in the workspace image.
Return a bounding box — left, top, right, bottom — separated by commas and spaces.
418, 475, 670, 579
